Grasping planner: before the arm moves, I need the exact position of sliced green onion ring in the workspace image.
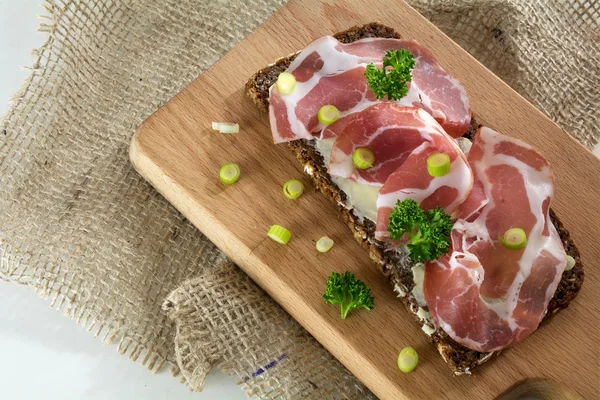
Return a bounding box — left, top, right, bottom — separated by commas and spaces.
317, 105, 340, 125
427, 152, 451, 177
398, 347, 419, 373
219, 163, 240, 184
276, 72, 296, 95
267, 225, 292, 244
353, 147, 375, 169
212, 122, 239, 134
316, 236, 334, 253
565, 255, 576, 271
283, 179, 304, 200
499, 228, 527, 250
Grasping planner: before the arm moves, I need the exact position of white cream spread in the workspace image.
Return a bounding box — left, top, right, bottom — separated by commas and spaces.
410, 263, 438, 335
422, 323, 436, 336
411, 263, 426, 306
476, 352, 494, 365
455, 137, 472, 156
417, 306, 437, 335
314, 138, 379, 222
393, 283, 407, 297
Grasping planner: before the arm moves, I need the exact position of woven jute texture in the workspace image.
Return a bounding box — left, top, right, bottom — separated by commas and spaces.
163, 261, 374, 398
0, 0, 284, 376
1, 0, 598, 398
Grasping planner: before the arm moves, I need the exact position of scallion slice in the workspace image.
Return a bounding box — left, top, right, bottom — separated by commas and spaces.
316, 236, 334, 253
219, 162, 240, 184
398, 347, 419, 373
499, 228, 527, 250
565, 255, 576, 271
267, 225, 292, 244
276, 72, 296, 95
352, 147, 375, 169
317, 105, 340, 125
212, 122, 239, 134
283, 179, 304, 200
427, 153, 451, 177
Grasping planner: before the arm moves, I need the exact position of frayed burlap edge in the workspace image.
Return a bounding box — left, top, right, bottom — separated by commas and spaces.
163, 261, 376, 399
1, 242, 178, 376
1, 0, 283, 379
0, 7, 177, 375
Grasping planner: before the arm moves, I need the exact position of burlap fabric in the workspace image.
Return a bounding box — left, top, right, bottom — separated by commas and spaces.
163, 261, 374, 398
0, 0, 597, 398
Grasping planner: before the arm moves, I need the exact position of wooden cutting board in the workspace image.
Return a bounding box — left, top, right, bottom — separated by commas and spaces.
130, 1, 600, 398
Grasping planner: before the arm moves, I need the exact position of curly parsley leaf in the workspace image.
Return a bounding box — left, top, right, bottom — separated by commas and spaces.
388, 199, 453, 262
323, 271, 374, 319
365, 49, 415, 101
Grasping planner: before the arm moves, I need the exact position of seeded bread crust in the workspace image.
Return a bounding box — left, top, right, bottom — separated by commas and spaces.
245, 22, 584, 375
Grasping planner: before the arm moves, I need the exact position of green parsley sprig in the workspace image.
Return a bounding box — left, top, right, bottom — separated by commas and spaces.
323, 271, 374, 319
365, 49, 415, 101
388, 199, 453, 262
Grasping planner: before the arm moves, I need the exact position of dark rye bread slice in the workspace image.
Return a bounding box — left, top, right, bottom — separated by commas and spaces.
245, 22, 584, 375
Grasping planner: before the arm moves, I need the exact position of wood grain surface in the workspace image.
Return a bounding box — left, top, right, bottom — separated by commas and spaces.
130, 1, 600, 398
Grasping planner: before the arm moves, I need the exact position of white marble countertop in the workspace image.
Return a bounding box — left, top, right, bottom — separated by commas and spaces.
0, 1, 244, 398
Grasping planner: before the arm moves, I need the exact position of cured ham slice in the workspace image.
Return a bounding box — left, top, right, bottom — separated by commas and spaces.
269, 36, 471, 143
327, 104, 431, 185
423, 127, 567, 352
374, 127, 473, 240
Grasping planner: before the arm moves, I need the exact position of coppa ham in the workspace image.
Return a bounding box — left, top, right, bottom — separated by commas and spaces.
341, 39, 471, 138
374, 123, 473, 240
269, 36, 471, 143
326, 104, 431, 185
423, 127, 567, 352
